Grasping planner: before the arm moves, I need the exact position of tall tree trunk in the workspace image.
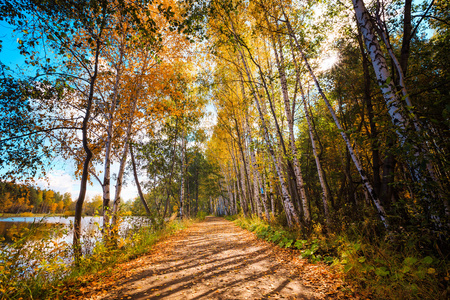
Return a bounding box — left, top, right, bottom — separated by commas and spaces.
245, 114, 262, 218
356, 26, 382, 197
234, 80, 255, 217
284, 14, 389, 229
237, 49, 300, 226
162, 120, 180, 221
195, 168, 199, 216
102, 46, 124, 238
355, 0, 449, 217
230, 141, 243, 215
179, 129, 186, 219
245, 112, 270, 220
245, 43, 300, 217
111, 95, 139, 228
233, 179, 238, 214
130, 143, 151, 216
271, 21, 311, 226
238, 152, 249, 216
73, 38, 101, 263
286, 31, 331, 227
186, 174, 190, 218
400, 0, 412, 75
351, 0, 406, 131
111, 139, 129, 227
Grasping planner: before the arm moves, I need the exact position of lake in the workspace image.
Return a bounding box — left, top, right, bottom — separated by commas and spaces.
0, 216, 152, 245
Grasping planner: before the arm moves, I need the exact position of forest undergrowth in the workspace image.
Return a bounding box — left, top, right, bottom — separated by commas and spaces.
0, 215, 203, 299
228, 215, 449, 299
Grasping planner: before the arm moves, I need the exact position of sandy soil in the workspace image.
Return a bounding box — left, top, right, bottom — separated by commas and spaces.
82, 217, 352, 300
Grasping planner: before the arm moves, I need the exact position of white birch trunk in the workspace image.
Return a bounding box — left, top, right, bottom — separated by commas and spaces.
299, 86, 331, 226
233, 179, 238, 214
271, 24, 311, 225
246, 115, 270, 220
224, 166, 234, 215
111, 93, 139, 227
353, 0, 449, 217
102, 55, 123, 237
225, 11, 299, 226
179, 130, 186, 219
285, 15, 389, 229
287, 32, 332, 227
230, 142, 243, 215
351, 0, 406, 131
238, 52, 300, 226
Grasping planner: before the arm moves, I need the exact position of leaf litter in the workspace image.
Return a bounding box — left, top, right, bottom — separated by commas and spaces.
70, 217, 360, 299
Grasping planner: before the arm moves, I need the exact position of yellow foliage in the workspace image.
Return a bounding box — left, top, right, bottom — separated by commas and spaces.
19, 212, 34, 217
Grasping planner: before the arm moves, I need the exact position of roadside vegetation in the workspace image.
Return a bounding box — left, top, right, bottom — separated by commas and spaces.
0, 216, 200, 299
229, 215, 449, 299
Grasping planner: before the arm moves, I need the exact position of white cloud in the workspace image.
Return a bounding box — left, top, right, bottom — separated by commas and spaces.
37, 167, 138, 203
36, 170, 78, 195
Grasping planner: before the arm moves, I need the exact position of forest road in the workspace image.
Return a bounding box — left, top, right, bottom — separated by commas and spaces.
84, 216, 349, 300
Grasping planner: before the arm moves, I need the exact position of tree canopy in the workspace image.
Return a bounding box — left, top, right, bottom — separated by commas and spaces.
0, 0, 448, 272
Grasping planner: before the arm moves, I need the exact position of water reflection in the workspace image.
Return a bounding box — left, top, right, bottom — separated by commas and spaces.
0, 216, 151, 245
0, 215, 153, 283
0, 221, 64, 243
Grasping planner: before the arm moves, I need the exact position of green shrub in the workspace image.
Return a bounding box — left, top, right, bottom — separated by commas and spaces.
233, 215, 449, 299
196, 211, 208, 220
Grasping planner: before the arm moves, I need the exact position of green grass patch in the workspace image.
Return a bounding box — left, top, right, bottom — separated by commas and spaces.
233, 215, 449, 299
196, 211, 208, 221
224, 214, 238, 221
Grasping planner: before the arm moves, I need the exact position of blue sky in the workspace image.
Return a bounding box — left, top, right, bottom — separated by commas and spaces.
0, 21, 26, 67
0, 21, 140, 202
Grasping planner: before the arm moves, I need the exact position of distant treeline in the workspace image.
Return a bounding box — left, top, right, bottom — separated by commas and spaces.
0, 181, 102, 216
0, 181, 74, 214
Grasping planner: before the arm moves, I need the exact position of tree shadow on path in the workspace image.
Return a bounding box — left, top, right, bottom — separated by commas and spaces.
88, 217, 323, 300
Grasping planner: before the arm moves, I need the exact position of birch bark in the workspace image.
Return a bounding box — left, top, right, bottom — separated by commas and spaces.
230, 141, 244, 215
111, 122, 131, 227
351, 0, 406, 131
354, 0, 449, 216
270, 22, 311, 225
221, 8, 299, 225
238, 52, 300, 226
179, 129, 186, 219
284, 14, 389, 229
102, 45, 124, 238
245, 111, 270, 220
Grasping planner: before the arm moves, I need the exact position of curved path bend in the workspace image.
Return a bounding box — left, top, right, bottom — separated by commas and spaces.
84, 217, 349, 300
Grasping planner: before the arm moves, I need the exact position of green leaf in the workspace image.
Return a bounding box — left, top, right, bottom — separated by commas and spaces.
358, 256, 366, 263
416, 268, 426, 279
323, 256, 334, 264
294, 239, 307, 249
422, 256, 433, 265
375, 267, 390, 277
403, 257, 418, 266
344, 264, 353, 273
302, 249, 314, 258
401, 266, 411, 273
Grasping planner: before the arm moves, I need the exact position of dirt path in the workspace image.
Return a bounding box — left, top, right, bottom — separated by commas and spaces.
83, 217, 350, 299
